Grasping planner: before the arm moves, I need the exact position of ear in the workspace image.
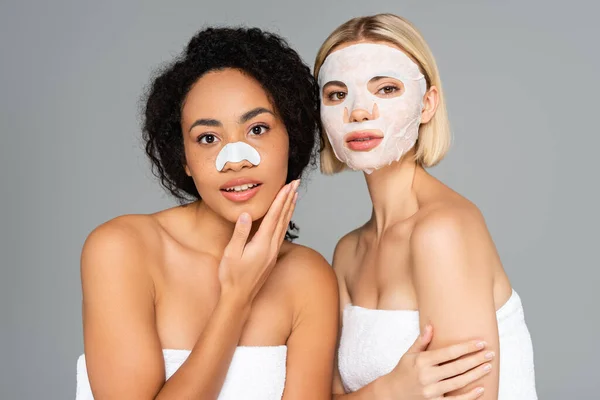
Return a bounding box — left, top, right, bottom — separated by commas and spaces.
420, 85, 439, 124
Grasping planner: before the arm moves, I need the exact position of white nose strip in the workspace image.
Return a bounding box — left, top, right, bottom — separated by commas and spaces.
215, 141, 261, 171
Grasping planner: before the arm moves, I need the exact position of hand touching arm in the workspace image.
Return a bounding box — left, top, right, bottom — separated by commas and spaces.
412, 208, 500, 399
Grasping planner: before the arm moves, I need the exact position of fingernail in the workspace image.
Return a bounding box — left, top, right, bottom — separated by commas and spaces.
485, 351, 495, 360
483, 363, 492, 372
292, 192, 298, 204
295, 179, 301, 190
239, 213, 250, 223
475, 387, 484, 395
476, 341, 486, 349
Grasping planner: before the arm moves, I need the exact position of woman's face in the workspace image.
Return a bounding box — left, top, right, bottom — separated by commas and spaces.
181, 68, 289, 222
318, 41, 427, 173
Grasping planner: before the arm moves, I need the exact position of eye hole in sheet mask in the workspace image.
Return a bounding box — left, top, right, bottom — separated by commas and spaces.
323, 78, 405, 106
371, 78, 405, 98
318, 43, 427, 174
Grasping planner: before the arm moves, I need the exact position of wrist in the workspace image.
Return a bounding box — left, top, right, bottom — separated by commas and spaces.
373, 373, 394, 400
219, 288, 252, 315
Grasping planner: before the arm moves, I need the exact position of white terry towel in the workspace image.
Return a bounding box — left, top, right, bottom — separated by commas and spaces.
76, 346, 287, 399
338, 290, 537, 399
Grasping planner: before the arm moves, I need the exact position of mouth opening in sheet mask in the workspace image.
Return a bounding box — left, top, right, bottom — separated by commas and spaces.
318, 43, 427, 174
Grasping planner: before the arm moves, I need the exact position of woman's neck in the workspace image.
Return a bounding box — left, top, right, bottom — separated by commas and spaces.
188, 201, 260, 258
364, 151, 422, 236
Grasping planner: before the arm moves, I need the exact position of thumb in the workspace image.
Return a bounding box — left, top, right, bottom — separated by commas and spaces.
225, 212, 252, 259
408, 324, 433, 353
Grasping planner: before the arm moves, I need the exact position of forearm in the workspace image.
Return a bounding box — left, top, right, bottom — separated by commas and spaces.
333, 374, 390, 400
156, 294, 250, 399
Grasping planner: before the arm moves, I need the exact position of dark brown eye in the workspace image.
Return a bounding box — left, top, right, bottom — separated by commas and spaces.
198, 134, 218, 144
249, 125, 269, 136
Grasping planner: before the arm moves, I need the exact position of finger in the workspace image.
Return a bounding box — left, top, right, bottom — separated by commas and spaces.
223, 212, 252, 259
445, 387, 485, 400
275, 181, 300, 244
273, 181, 299, 246
253, 182, 293, 242
407, 324, 433, 353
434, 363, 492, 396
426, 340, 487, 365
431, 349, 494, 382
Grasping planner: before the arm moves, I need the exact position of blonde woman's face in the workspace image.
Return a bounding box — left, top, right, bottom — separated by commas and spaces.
318, 42, 427, 174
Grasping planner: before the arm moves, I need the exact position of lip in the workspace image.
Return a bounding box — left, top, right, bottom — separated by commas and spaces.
344, 131, 383, 152
220, 178, 262, 191
220, 178, 263, 203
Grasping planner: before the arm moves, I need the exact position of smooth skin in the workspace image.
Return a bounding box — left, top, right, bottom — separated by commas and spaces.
81, 69, 339, 400
323, 41, 511, 400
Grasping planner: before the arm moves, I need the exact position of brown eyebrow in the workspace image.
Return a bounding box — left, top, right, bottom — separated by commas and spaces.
189, 118, 222, 132
369, 76, 390, 83
369, 76, 406, 85
238, 107, 274, 124
322, 81, 347, 91
188, 107, 274, 133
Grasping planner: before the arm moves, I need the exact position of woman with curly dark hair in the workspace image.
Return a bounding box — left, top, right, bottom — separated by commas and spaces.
76, 27, 338, 399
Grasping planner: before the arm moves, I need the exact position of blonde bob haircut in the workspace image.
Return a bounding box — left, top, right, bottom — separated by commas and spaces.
314, 13, 451, 174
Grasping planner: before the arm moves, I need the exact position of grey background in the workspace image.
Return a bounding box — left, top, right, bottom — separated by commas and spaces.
1, 0, 598, 398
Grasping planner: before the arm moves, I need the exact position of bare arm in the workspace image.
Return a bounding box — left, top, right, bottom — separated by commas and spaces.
280, 248, 339, 400
83, 181, 298, 399
156, 290, 250, 399
82, 221, 255, 399
81, 220, 166, 399
330, 228, 493, 400
412, 208, 500, 399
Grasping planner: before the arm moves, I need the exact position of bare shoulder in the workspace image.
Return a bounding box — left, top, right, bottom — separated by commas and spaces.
410, 197, 495, 280
275, 243, 338, 305
412, 197, 487, 247
82, 214, 163, 260
332, 228, 361, 273
278, 243, 336, 285
334, 229, 360, 255
81, 214, 164, 286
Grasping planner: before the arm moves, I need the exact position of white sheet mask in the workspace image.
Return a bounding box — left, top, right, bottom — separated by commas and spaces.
215, 141, 261, 171
318, 43, 427, 173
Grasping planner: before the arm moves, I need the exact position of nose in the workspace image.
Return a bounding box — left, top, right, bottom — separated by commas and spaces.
346, 103, 378, 123
348, 108, 372, 123
221, 159, 254, 172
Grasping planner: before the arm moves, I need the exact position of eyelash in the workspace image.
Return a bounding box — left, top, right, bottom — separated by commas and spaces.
196, 124, 269, 144
249, 124, 270, 136
328, 91, 347, 101
327, 85, 401, 101
197, 133, 219, 144
377, 85, 401, 96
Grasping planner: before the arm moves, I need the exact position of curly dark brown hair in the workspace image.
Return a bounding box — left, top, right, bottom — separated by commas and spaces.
142, 27, 321, 240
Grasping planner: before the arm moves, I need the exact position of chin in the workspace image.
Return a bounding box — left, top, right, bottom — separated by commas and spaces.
348, 160, 380, 171
209, 181, 283, 224
219, 201, 270, 224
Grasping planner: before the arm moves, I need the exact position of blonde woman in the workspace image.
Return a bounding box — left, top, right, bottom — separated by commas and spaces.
315, 14, 537, 399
